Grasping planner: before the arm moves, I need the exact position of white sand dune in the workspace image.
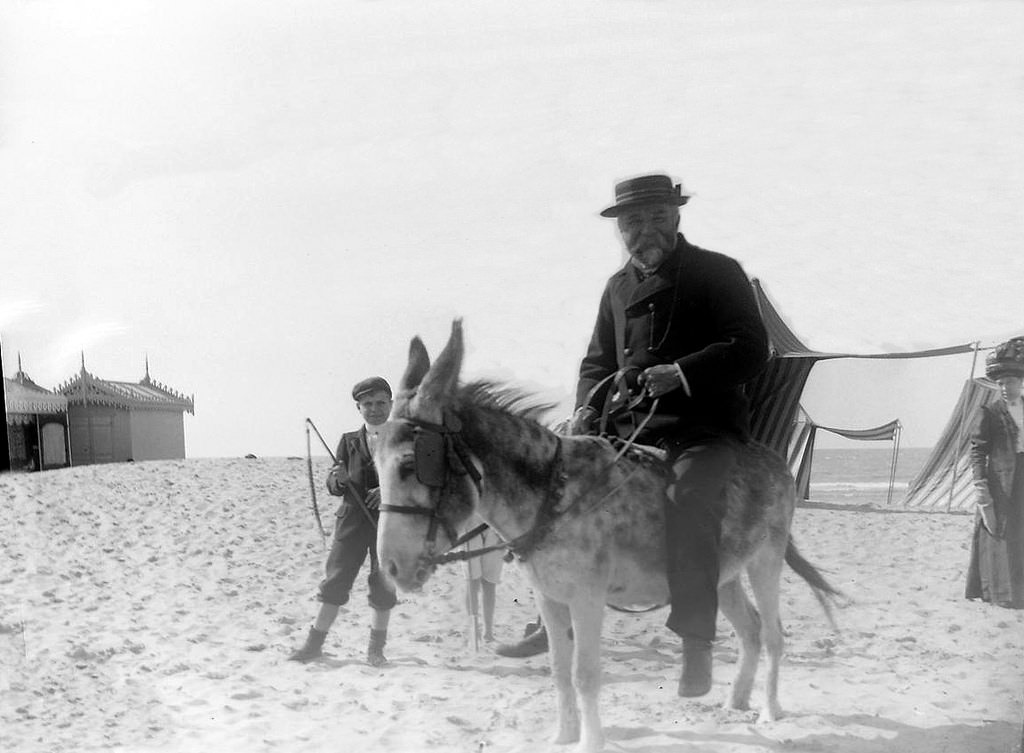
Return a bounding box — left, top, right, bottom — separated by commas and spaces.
1, 458, 1021, 752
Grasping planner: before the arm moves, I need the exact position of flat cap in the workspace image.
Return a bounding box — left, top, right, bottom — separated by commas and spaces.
352, 376, 393, 401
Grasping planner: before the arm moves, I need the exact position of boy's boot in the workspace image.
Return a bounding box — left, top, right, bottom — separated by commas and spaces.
288, 626, 327, 663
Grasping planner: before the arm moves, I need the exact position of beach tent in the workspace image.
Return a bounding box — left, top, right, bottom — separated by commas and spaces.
746, 278, 975, 463
788, 408, 903, 505
903, 377, 998, 511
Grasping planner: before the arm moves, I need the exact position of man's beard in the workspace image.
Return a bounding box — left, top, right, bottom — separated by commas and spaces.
626, 229, 676, 268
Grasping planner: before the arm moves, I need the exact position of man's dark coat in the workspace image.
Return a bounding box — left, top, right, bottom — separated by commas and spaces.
576, 234, 769, 446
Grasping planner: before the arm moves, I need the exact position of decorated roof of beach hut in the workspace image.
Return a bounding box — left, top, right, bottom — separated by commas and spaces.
747, 279, 974, 493
4, 356, 69, 422
56, 357, 195, 414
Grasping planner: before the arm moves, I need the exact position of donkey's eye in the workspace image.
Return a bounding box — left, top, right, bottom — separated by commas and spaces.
397, 455, 415, 479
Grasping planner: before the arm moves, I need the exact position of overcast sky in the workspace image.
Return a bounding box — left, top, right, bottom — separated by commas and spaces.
2, 0, 1022, 457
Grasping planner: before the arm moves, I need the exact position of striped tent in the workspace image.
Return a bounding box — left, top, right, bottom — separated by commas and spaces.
903, 378, 998, 511
788, 408, 902, 504
747, 278, 975, 461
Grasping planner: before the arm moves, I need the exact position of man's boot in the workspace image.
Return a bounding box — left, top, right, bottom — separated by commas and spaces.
678, 636, 713, 697
288, 626, 327, 663
367, 628, 387, 667
495, 622, 549, 658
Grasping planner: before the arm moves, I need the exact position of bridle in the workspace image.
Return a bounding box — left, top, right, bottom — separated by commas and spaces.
378, 408, 569, 566
378, 410, 489, 565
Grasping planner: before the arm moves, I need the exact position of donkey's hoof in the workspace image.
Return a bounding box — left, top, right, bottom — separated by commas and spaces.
572, 736, 605, 753
726, 697, 751, 712
551, 724, 581, 745
757, 704, 783, 723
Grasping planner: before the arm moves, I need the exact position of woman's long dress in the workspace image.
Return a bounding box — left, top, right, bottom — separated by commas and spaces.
965, 454, 1024, 608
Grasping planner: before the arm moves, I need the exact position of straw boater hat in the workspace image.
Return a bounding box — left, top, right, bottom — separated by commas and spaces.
985, 337, 1024, 381
600, 174, 692, 218
352, 376, 392, 401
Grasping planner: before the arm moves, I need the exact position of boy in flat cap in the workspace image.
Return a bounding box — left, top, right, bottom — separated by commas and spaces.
289, 376, 397, 665
497, 173, 768, 698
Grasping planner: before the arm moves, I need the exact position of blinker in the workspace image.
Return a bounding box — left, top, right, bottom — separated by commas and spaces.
413, 428, 447, 487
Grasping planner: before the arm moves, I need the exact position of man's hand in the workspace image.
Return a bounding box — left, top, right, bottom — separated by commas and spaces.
639, 365, 681, 398
569, 406, 598, 435
365, 487, 382, 510
326, 463, 350, 496
975, 487, 1001, 537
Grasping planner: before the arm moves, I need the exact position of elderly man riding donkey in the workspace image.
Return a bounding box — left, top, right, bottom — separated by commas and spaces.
503, 173, 772, 693
375, 173, 839, 752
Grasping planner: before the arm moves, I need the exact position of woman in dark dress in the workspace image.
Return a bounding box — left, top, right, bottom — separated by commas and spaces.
966, 337, 1024, 609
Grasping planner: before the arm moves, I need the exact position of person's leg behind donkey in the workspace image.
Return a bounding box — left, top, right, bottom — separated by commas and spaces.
477, 543, 504, 642
466, 529, 505, 644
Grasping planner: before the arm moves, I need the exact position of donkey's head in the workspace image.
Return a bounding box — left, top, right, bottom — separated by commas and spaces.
377, 320, 480, 592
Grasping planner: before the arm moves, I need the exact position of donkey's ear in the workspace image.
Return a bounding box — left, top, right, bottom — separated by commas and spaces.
399, 336, 431, 393
417, 319, 464, 404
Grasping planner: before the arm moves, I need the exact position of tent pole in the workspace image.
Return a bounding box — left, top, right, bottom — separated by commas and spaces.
804, 426, 816, 502
887, 422, 901, 506
969, 340, 980, 380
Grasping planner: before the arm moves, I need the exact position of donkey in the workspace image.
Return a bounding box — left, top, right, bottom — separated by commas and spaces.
376, 321, 839, 753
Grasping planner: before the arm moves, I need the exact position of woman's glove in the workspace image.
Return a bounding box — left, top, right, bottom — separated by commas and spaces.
365, 487, 381, 510
975, 486, 1002, 537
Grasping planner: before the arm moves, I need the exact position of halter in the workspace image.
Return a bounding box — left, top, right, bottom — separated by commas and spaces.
379, 410, 487, 563
379, 408, 568, 566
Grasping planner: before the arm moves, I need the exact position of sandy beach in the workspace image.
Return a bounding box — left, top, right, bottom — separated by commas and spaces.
2, 457, 1021, 753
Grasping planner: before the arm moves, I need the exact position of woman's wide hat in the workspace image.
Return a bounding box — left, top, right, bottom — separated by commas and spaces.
985, 337, 1024, 381
600, 174, 691, 218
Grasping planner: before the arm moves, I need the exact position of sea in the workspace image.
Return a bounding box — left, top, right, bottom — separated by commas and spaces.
805, 446, 934, 508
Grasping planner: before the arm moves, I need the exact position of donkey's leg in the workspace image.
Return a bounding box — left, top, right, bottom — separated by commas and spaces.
717, 578, 761, 711
748, 553, 786, 722
569, 596, 606, 753
537, 596, 579, 745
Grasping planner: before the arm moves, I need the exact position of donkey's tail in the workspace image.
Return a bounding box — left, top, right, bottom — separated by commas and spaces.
786, 539, 843, 631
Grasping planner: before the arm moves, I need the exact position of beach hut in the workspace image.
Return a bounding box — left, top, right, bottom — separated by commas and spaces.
4, 356, 71, 471
56, 358, 195, 465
